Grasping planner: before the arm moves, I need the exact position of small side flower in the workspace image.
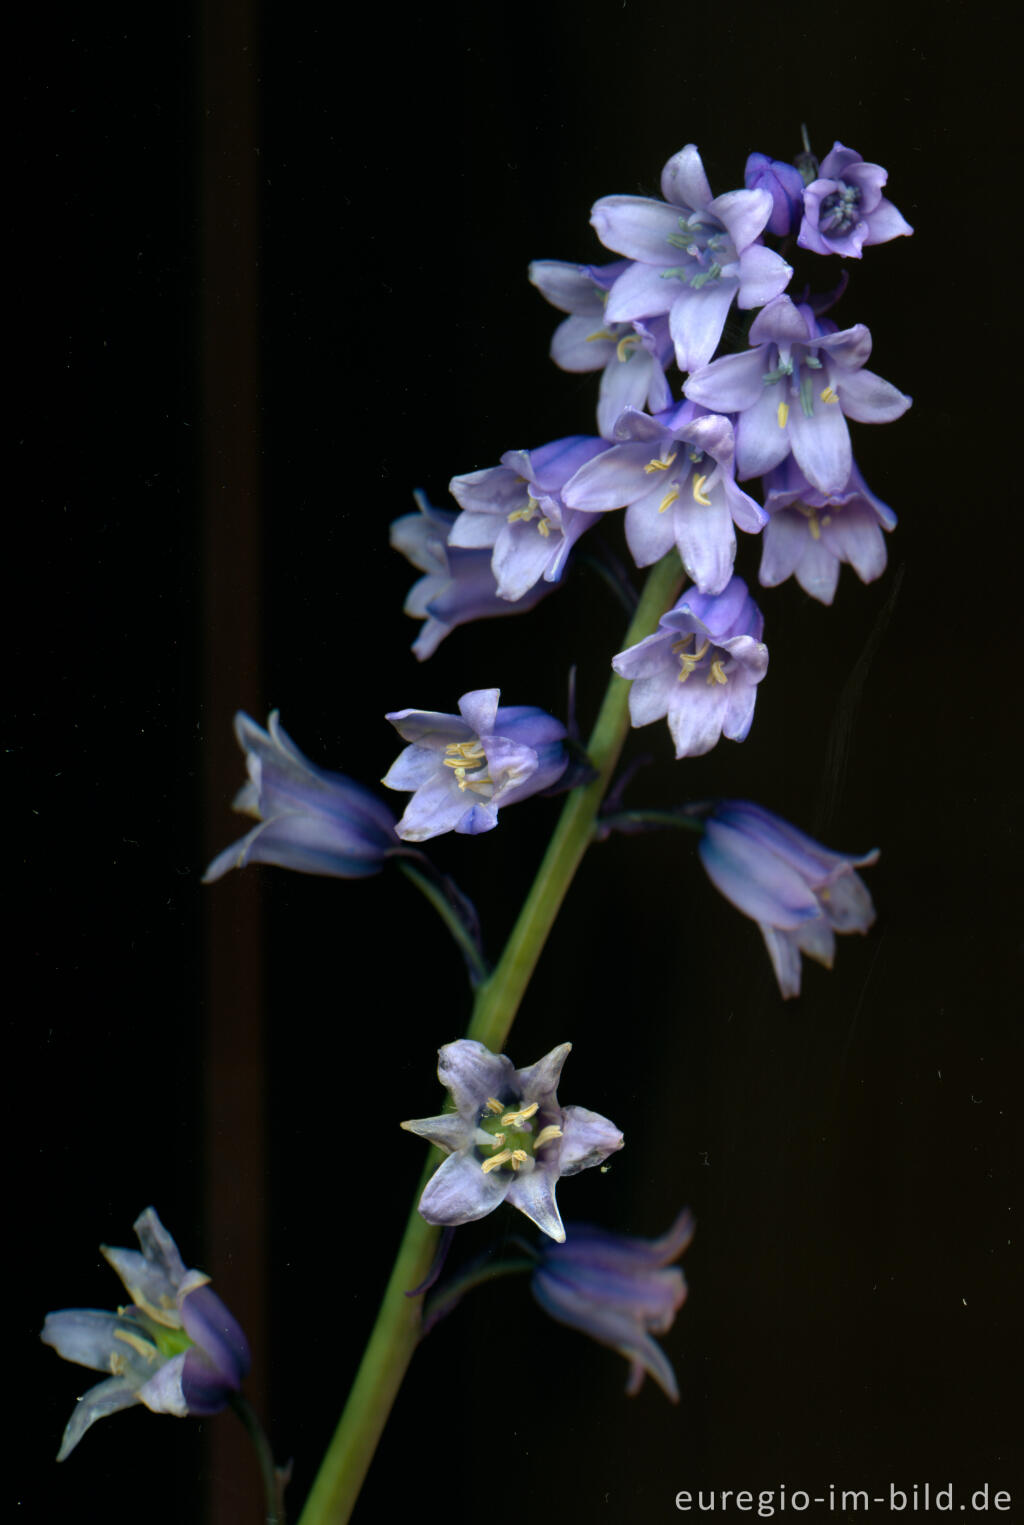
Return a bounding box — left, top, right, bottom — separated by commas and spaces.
383, 688, 568, 842
401, 1038, 624, 1242
798, 142, 913, 259
40, 1208, 250, 1460
203, 711, 397, 882
698, 800, 879, 998
758, 456, 896, 604
532, 1209, 695, 1400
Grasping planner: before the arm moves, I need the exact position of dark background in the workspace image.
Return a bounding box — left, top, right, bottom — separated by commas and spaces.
14, 2, 1020, 1521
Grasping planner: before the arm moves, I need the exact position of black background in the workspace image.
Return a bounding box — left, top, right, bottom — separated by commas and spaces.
14, 2, 1020, 1521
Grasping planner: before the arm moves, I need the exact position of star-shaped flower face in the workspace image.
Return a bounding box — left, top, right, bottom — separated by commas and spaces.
798, 142, 913, 259
402, 1039, 624, 1242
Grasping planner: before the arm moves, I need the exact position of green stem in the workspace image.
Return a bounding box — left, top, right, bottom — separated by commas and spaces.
230, 1393, 287, 1525
295, 550, 683, 1525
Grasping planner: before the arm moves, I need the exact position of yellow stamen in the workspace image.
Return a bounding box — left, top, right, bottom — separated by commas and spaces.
706, 658, 728, 686
616, 334, 639, 362
676, 638, 710, 683
692, 474, 712, 507
485, 1097, 504, 1114
507, 495, 541, 524
501, 1101, 539, 1126
585, 328, 616, 343
533, 1124, 563, 1149
490, 1132, 506, 1148
808, 515, 821, 540
658, 487, 680, 514
114, 1329, 159, 1363
481, 1148, 513, 1173
777, 401, 789, 429
820, 385, 839, 405
537, 517, 553, 539
510, 1149, 529, 1170
643, 451, 678, 474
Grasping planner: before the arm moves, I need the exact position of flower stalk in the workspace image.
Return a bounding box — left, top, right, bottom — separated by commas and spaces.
294, 548, 682, 1525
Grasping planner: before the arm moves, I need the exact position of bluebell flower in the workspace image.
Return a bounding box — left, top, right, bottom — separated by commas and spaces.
203, 711, 397, 882
590, 144, 792, 372
383, 688, 568, 842
40, 1208, 250, 1460
759, 456, 897, 604
391, 491, 551, 660
562, 401, 766, 594
744, 152, 806, 237
612, 578, 768, 758
798, 143, 913, 259
699, 801, 879, 998
528, 259, 674, 438
448, 435, 609, 601
402, 1039, 624, 1242
532, 1209, 695, 1399
684, 295, 911, 494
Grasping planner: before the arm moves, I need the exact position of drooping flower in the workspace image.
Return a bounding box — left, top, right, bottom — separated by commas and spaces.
531, 1208, 694, 1399
743, 152, 806, 237
528, 259, 674, 437
40, 1208, 250, 1460
383, 688, 568, 842
562, 401, 766, 594
448, 435, 609, 601
698, 800, 879, 998
758, 456, 897, 604
402, 1038, 624, 1242
798, 142, 913, 259
611, 577, 768, 758
391, 490, 552, 660
203, 711, 397, 882
590, 143, 792, 372
684, 294, 911, 494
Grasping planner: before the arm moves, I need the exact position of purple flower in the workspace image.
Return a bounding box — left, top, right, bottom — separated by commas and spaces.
590, 143, 792, 372
612, 578, 768, 758
798, 143, 913, 259
448, 435, 609, 601
744, 152, 806, 237
684, 295, 911, 494
531, 1209, 694, 1399
391, 490, 552, 660
759, 456, 897, 604
699, 801, 879, 998
203, 711, 397, 882
40, 1208, 250, 1460
402, 1039, 624, 1242
383, 688, 568, 842
528, 259, 674, 437
562, 400, 766, 594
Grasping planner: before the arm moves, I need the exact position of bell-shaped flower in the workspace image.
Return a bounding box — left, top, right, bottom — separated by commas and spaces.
744, 152, 806, 237
612, 577, 768, 758
528, 259, 674, 437
448, 434, 609, 601
203, 711, 397, 882
531, 1208, 694, 1399
562, 400, 766, 594
684, 295, 911, 494
798, 142, 913, 259
758, 456, 897, 604
383, 687, 568, 842
402, 1038, 624, 1242
590, 143, 792, 372
40, 1208, 250, 1460
698, 800, 879, 998
391, 490, 552, 660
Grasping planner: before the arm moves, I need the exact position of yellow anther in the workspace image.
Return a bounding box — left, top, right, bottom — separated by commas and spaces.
485, 1097, 504, 1114
507, 495, 541, 525
585, 328, 616, 343
808, 515, 822, 541
777, 401, 790, 429
676, 638, 710, 683
537, 517, 553, 539
114, 1329, 159, 1363
658, 487, 680, 514
109, 1350, 128, 1376
643, 451, 678, 474
510, 1149, 529, 1170
501, 1101, 539, 1126
692, 474, 712, 507
616, 333, 639, 362
820, 385, 839, 405
533, 1124, 563, 1149
821, 513, 833, 527
490, 1132, 506, 1148
481, 1148, 513, 1173
706, 659, 728, 686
